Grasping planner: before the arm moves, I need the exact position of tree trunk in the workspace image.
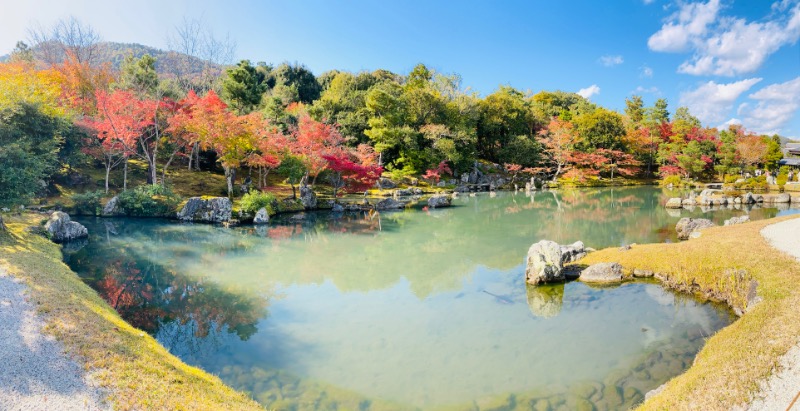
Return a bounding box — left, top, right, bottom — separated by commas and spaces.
0, 214, 6, 232
188, 144, 194, 171
123, 157, 128, 191
224, 166, 234, 198
291, 184, 296, 199
194, 142, 200, 171
104, 163, 111, 194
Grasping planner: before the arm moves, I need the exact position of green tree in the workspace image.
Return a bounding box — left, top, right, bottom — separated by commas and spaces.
624, 95, 645, 125
269, 63, 321, 104
118, 54, 159, 96
646, 98, 670, 124
277, 154, 307, 199
764, 135, 783, 170
574, 108, 626, 151
221, 60, 267, 113
0, 103, 65, 207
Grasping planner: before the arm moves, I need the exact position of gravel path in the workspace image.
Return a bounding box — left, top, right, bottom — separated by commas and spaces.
0, 268, 108, 411
748, 218, 800, 411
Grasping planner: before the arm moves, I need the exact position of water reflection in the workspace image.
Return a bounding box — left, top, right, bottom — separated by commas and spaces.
63, 187, 761, 410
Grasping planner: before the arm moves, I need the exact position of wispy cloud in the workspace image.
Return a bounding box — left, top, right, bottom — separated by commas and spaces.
640, 65, 653, 78
598, 55, 624, 67
648, 0, 800, 76
679, 78, 762, 125
577, 84, 601, 99
739, 76, 800, 135
634, 86, 661, 95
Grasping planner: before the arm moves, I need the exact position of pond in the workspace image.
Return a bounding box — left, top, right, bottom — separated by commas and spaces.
64, 187, 793, 410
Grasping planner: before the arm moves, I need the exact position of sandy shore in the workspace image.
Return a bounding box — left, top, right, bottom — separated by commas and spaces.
747, 218, 800, 410
0, 268, 108, 411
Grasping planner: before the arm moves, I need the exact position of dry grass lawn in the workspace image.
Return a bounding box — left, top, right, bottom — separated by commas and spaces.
0, 213, 263, 411
578, 214, 800, 410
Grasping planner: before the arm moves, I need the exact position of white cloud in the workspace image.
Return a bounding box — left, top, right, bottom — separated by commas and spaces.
739, 76, 800, 135
634, 86, 661, 95
679, 78, 762, 125
640, 65, 653, 78
647, 0, 720, 52
643, 0, 655, 4
718, 118, 742, 130
649, 0, 800, 76
599, 55, 624, 66
577, 84, 601, 99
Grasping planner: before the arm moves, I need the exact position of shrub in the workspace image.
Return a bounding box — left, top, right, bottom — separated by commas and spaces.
117, 184, 181, 217
724, 175, 740, 184
70, 190, 104, 216
240, 191, 277, 215
660, 175, 682, 187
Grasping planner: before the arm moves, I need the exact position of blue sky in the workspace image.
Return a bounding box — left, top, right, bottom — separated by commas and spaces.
2, 0, 799, 138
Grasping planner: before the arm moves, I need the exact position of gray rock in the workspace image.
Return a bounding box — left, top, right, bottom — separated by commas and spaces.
579, 262, 625, 283
743, 192, 756, 204
560, 241, 587, 265
774, 193, 791, 203
633, 268, 654, 278
525, 240, 564, 285
395, 188, 423, 197
299, 185, 317, 209
427, 195, 451, 208
253, 207, 270, 224
682, 198, 697, 206
675, 217, 715, 240
377, 178, 397, 189
375, 198, 407, 210
665, 198, 682, 209
331, 203, 344, 213
101, 195, 121, 216
44, 211, 88, 243
724, 215, 750, 226
177, 197, 232, 223
734, 196, 742, 204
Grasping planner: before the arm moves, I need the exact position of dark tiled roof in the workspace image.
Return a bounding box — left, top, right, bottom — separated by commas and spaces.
780, 158, 800, 166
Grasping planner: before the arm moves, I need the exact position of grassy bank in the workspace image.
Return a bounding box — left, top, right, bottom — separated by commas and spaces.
577, 214, 800, 410
0, 213, 263, 411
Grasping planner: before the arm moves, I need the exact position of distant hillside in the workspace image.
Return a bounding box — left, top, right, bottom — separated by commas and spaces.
1, 41, 225, 79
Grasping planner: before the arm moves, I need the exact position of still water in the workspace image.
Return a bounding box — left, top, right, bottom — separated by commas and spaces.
65, 187, 792, 410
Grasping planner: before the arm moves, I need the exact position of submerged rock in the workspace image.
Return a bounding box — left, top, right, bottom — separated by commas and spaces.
579, 262, 625, 283
253, 208, 270, 224
177, 197, 232, 223
45, 211, 88, 243
525, 240, 564, 285
675, 217, 714, 240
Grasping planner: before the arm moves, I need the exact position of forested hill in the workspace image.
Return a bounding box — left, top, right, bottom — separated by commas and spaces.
1, 41, 222, 78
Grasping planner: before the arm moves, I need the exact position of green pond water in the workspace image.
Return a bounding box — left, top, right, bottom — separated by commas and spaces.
64, 187, 797, 410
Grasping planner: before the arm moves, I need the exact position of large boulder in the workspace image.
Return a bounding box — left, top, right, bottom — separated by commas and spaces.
102, 195, 121, 216
665, 198, 683, 209
45, 211, 88, 243
395, 188, 423, 197
177, 197, 232, 223
560, 241, 588, 265
773, 193, 791, 203
375, 198, 407, 210
724, 215, 750, 226
377, 178, 397, 189
675, 217, 714, 240
525, 240, 565, 285
253, 208, 270, 224
427, 195, 451, 208
742, 192, 756, 204
579, 262, 625, 283
299, 185, 317, 210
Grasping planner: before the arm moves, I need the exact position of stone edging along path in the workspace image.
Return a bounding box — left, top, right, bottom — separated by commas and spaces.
0, 267, 108, 411
746, 218, 800, 411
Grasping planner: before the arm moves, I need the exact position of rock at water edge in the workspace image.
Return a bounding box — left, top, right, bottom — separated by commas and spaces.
579, 262, 624, 283
675, 217, 714, 240
253, 207, 270, 224
45, 211, 88, 243
428, 195, 451, 208
525, 240, 564, 285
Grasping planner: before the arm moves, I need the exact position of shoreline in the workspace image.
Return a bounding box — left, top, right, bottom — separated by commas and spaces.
0, 206, 798, 409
